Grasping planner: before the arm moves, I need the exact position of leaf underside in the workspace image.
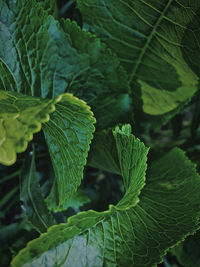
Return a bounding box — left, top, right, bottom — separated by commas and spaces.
12, 125, 200, 267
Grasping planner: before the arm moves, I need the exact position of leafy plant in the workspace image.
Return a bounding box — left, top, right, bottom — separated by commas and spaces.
0, 0, 200, 266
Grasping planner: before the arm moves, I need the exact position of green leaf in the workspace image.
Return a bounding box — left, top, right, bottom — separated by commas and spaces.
171, 231, 200, 267
20, 147, 56, 233
87, 129, 121, 175
11, 125, 200, 267
0, 90, 60, 166
0, 59, 18, 92
181, 8, 200, 79
60, 19, 132, 129
61, 188, 91, 211
35, 0, 58, 17
77, 0, 200, 117
43, 94, 95, 211
0, 0, 131, 129
0, 1, 97, 211
0, 0, 58, 97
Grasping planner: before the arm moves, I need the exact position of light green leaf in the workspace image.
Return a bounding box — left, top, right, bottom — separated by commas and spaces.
43, 94, 95, 211
0, 0, 131, 129
11, 125, 200, 267
77, 0, 200, 117
0, 90, 60, 166
20, 147, 56, 233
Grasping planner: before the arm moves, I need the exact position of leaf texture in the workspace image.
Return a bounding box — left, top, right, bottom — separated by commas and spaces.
60, 19, 131, 129
87, 129, 121, 175
0, 0, 131, 129
20, 147, 56, 233
77, 0, 200, 116
11, 125, 200, 267
43, 94, 95, 210
0, 90, 60, 165
36, 0, 58, 17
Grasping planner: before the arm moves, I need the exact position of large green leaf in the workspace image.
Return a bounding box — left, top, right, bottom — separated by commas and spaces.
20, 147, 56, 233
0, 90, 96, 209
12, 125, 200, 267
0, 90, 60, 166
77, 0, 200, 118
0, 0, 131, 129
43, 94, 95, 210
60, 19, 132, 129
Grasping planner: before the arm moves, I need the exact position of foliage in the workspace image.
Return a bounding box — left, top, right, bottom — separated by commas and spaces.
0, 0, 200, 266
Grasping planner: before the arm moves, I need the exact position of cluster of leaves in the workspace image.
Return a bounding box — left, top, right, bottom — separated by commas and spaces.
0, 0, 200, 266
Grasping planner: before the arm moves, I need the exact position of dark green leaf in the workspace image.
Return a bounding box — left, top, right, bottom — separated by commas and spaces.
0, 0, 131, 129
171, 231, 200, 267
77, 0, 200, 121
59, 19, 132, 129
12, 125, 200, 267
87, 128, 121, 175
20, 147, 56, 233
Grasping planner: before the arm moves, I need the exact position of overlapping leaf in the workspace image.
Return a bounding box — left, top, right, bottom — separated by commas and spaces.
77, 0, 200, 120
0, 90, 60, 165
0, 0, 97, 209
0, 0, 131, 129
12, 125, 200, 267
43, 94, 95, 210
20, 147, 56, 233
87, 128, 121, 175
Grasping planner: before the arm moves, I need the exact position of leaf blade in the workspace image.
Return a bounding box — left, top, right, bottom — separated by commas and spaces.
0, 90, 60, 165
11, 126, 200, 266
42, 93, 96, 210
0, 0, 131, 129
77, 0, 200, 119
20, 147, 56, 233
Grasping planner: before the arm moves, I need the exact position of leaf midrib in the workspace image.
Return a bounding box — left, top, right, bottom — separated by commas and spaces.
129, 0, 173, 82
